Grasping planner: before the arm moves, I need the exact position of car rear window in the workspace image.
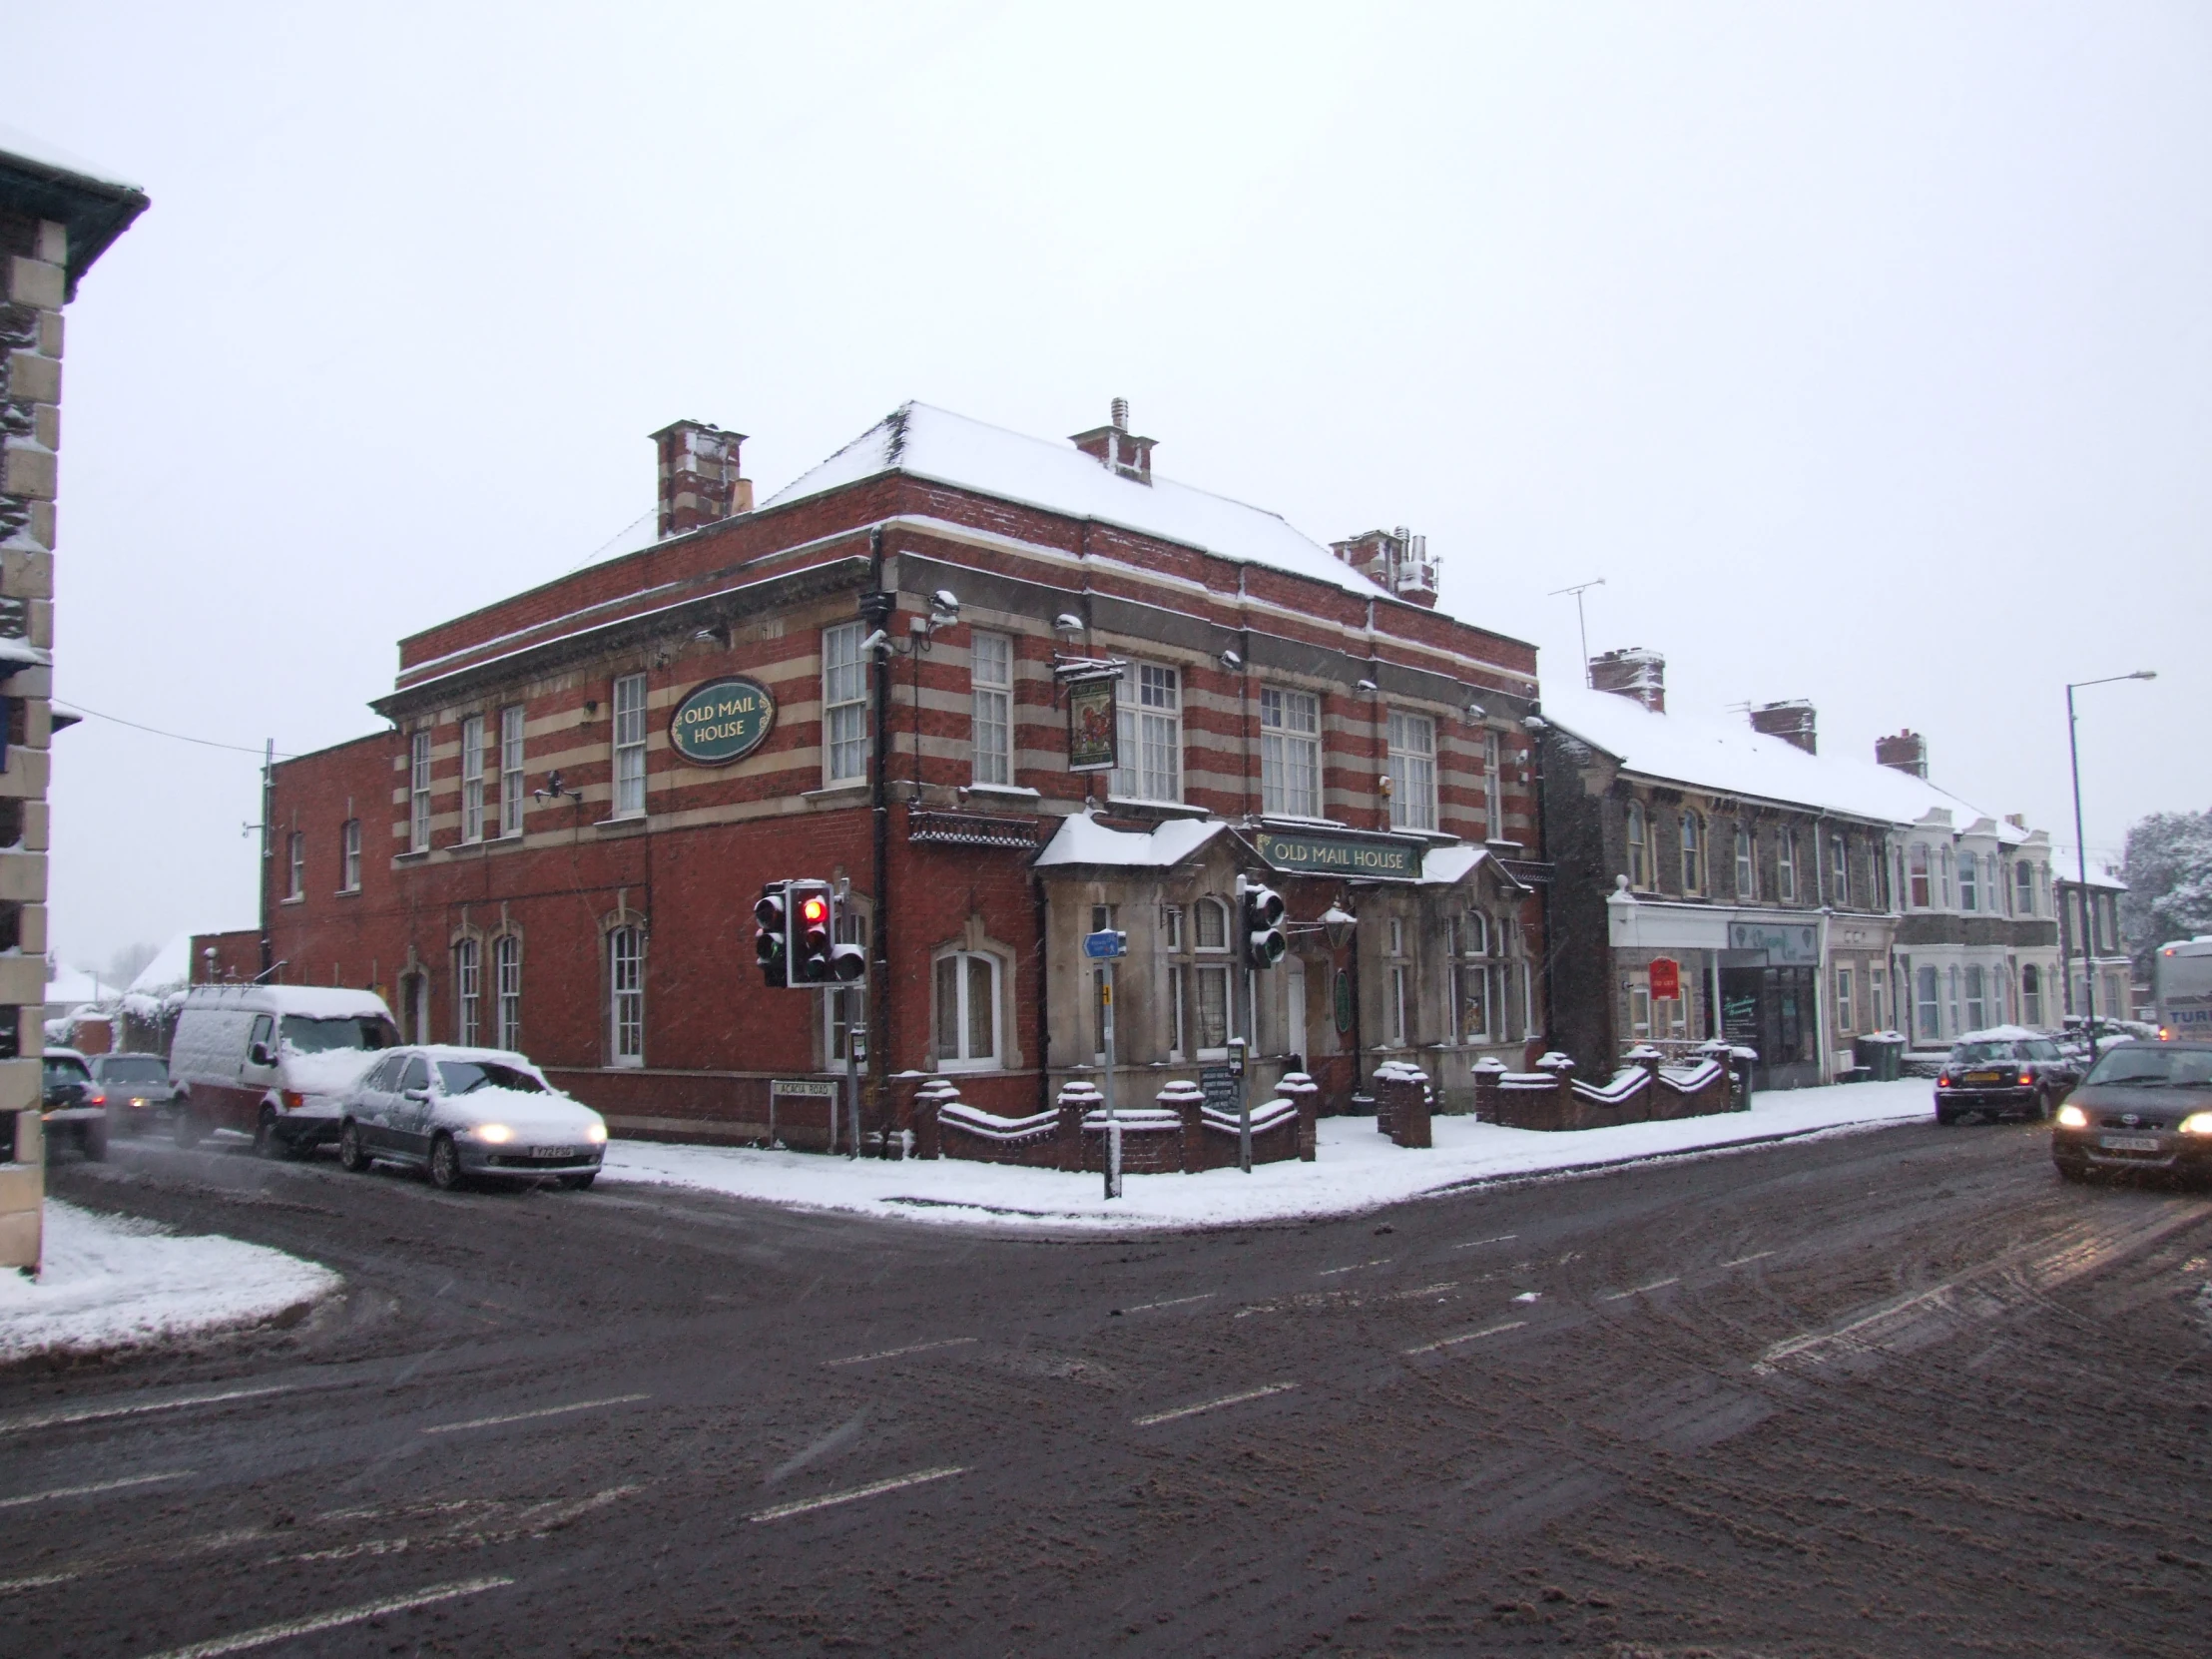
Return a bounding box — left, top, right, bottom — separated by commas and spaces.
2024, 1041, 2062, 1060
2085, 1047, 2212, 1088
436, 1061, 545, 1096
42, 1056, 90, 1085
98, 1057, 168, 1083
1951, 1042, 2013, 1065
281, 1015, 399, 1054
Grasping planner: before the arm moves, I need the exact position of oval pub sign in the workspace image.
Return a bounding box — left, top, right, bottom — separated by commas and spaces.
669, 676, 777, 766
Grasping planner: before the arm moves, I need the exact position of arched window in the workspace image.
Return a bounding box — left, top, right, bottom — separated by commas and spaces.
608, 924, 644, 1067
454, 937, 481, 1046
1195, 897, 1229, 951
1735, 828, 1755, 897
933, 950, 1000, 1071
1831, 834, 1850, 905
1680, 813, 1703, 894
1778, 831, 1798, 902
1625, 804, 1648, 888
1909, 843, 1932, 908
493, 935, 521, 1051
2022, 962, 2043, 1025
2015, 862, 2035, 916
1959, 851, 1978, 913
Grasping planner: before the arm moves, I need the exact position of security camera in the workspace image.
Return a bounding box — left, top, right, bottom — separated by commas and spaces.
1357, 679, 1379, 694
1220, 650, 1243, 670
930, 589, 960, 619
860, 629, 890, 654
1055, 613, 1085, 634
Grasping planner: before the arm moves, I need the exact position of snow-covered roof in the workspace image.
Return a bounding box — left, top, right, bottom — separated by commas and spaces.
0, 122, 142, 194
1541, 685, 1996, 829
1033, 814, 1236, 869
43, 969, 109, 1008
128, 931, 196, 996
763, 403, 1395, 603
1417, 843, 1525, 890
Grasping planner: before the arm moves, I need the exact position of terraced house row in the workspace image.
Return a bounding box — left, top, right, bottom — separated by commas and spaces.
257, 401, 1550, 1147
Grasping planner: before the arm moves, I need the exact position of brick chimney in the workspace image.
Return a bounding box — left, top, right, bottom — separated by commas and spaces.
652, 420, 752, 539
1876, 730, 1929, 778
1750, 699, 1816, 754
1588, 647, 1665, 713
1329, 527, 1438, 607
1069, 397, 1156, 484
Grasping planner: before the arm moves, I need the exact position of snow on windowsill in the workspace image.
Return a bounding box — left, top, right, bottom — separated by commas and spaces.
594, 815, 648, 831
804, 784, 869, 806
1104, 798, 1210, 819
962, 784, 1042, 801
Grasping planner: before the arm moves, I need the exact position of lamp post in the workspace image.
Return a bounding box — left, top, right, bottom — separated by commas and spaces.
2064, 671, 2156, 1049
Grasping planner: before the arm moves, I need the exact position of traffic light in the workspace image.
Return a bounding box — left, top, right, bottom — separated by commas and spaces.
789, 880, 834, 983
829, 889, 866, 983
1242, 881, 1287, 969
754, 882, 789, 987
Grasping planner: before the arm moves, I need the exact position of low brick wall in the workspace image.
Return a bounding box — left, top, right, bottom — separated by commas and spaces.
916, 1076, 1312, 1174
1474, 1050, 1736, 1132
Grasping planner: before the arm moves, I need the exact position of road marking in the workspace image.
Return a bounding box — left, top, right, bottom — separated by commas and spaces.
1119, 1293, 1215, 1314
0, 1469, 192, 1510
421, 1392, 648, 1434
1598, 1277, 1681, 1303
1723, 1252, 1774, 1268
136, 1575, 514, 1659
749, 1466, 967, 1522
1317, 1259, 1391, 1276
0, 1384, 294, 1437
1402, 1320, 1526, 1356
1133, 1382, 1297, 1426
1451, 1233, 1518, 1250
823, 1337, 977, 1368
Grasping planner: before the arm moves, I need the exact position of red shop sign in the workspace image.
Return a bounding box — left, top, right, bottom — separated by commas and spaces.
1648, 957, 1682, 1000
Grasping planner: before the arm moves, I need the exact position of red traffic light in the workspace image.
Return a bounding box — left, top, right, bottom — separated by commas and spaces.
800, 895, 829, 926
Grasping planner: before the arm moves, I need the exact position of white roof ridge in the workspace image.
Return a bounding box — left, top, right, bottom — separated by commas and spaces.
760, 400, 1396, 604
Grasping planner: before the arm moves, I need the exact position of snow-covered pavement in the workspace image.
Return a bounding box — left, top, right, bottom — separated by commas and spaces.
0, 1200, 340, 1364
602, 1075, 1937, 1232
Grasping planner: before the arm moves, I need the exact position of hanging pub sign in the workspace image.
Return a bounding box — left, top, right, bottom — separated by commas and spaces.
1647, 956, 1682, 1000
1066, 674, 1119, 773
668, 676, 777, 766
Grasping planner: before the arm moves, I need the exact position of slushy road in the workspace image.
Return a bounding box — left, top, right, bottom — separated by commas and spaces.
9, 1118, 2210, 1656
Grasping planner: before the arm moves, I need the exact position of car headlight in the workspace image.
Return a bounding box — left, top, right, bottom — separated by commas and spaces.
586, 1122, 608, 1144
2179, 1112, 2212, 1136
2055, 1104, 2088, 1128
474, 1123, 515, 1144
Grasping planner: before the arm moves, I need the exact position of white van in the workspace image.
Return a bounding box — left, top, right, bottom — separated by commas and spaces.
170, 985, 400, 1157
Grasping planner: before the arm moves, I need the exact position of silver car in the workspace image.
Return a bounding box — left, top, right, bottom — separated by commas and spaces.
334, 1045, 608, 1192
87, 1051, 176, 1137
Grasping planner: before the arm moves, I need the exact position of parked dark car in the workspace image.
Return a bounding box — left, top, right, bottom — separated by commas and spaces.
41, 1047, 105, 1161
1935, 1029, 2081, 1124
86, 1051, 175, 1136
2051, 1040, 2212, 1184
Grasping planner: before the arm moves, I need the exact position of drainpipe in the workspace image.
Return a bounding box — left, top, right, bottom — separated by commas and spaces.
1033, 875, 1052, 1119
867, 528, 893, 1155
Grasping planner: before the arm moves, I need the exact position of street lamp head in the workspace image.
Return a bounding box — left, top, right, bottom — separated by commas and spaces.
2132, 670, 2157, 680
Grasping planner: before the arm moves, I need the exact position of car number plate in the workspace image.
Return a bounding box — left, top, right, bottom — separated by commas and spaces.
1964, 1071, 2003, 1086
531, 1146, 578, 1160
2098, 1134, 2161, 1152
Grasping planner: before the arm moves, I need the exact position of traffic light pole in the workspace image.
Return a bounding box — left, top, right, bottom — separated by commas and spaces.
843, 981, 862, 1159
1239, 962, 1254, 1174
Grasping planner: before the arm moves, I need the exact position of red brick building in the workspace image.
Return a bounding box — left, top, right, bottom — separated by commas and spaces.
263, 400, 1548, 1147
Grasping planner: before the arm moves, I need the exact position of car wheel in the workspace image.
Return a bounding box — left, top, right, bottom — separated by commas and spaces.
2056, 1160, 2093, 1184
254, 1107, 285, 1160
337, 1120, 369, 1173
82, 1119, 108, 1162
1936, 1107, 1957, 1126
560, 1173, 596, 1191
427, 1133, 464, 1192
172, 1100, 203, 1149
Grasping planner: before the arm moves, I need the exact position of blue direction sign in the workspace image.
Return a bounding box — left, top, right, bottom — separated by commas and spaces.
1083, 929, 1127, 959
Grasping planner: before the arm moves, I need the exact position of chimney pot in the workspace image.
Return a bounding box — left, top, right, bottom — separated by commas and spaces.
1070, 404, 1155, 484
1587, 647, 1666, 714
1110, 397, 1129, 431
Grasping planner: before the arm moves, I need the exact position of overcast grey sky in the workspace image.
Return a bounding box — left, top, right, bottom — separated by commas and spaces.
15, 2, 2210, 973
